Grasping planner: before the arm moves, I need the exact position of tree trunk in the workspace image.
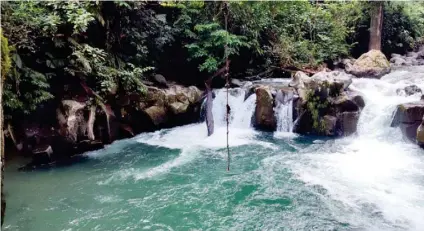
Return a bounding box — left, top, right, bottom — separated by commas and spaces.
205, 80, 214, 136
369, 1, 383, 51
1, 72, 5, 226
87, 106, 96, 141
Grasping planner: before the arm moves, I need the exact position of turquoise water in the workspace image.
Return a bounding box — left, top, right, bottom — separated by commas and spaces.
4, 70, 424, 231
4, 126, 424, 231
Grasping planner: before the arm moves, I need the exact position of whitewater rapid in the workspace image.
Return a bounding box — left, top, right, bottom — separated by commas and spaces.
284, 67, 424, 230
85, 66, 424, 230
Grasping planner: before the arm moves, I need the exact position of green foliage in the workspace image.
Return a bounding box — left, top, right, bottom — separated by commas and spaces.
186, 22, 249, 73
382, 2, 424, 53
3, 66, 54, 115
1, 1, 154, 118
350, 1, 424, 56
1, 31, 11, 81
305, 89, 329, 132
268, 2, 362, 68
2, 0, 424, 119
67, 41, 152, 97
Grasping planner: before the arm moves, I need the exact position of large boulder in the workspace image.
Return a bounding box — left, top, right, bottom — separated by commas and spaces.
346, 50, 390, 78
331, 92, 362, 112
290, 71, 364, 136
322, 115, 337, 136
289, 71, 310, 101
290, 70, 353, 101
310, 70, 353, 91
143, 86, 167, 107
391, 102, 424, 126
123, 84, 203, 131
347, 91, 366, 109
143, 105, 168, 126
338, 111, 360, 136
254, 86, 276, 131
56, 100, 87, 143
166, 85, 202, 116
391, 101, 424, 141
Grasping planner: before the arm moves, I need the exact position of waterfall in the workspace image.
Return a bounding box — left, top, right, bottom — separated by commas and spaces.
349, 66, 424, 138
290, 66, 424, 230
275, 90, 294, 132
211, 88, 256, 129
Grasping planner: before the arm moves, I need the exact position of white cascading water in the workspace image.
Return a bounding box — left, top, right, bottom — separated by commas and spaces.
284, 66, 424, 230
275, 91, 294, 133
132, 67, 424, 230
129, 88, 261, 180
211, 88, 257, 129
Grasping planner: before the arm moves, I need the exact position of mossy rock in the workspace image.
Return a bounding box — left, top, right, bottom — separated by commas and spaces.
347, 50, 391, 78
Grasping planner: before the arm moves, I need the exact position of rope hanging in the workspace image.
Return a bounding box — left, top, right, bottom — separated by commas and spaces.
223, 2, 231, 171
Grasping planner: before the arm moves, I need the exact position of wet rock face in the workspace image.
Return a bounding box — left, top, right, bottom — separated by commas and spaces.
254, 86, 277, 131
139, 85, 202, 128
13, 84, 203, 169
391, 101, 424, 143
322, 115, 337, 136
57, 100, 87, 143
346, 50, 391, 78
290, 71, 364, 136
338, 111, 360, 136
391, 102, 424, 127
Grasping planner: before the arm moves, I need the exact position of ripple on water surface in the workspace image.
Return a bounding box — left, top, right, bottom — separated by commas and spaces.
4, 67, 424, 230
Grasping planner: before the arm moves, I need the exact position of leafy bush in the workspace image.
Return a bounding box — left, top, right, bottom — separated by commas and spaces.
2, 0, 424, 119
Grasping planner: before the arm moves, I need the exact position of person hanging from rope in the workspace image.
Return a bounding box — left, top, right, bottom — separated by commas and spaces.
204, 1, 232, 171
223, 1, 231, 171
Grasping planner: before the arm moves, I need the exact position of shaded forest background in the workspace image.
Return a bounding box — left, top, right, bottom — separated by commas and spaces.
1, 1, 424, 122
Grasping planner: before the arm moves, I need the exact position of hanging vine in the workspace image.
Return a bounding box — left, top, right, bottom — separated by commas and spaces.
223, 2, 231, 171
203, 1, 232, 171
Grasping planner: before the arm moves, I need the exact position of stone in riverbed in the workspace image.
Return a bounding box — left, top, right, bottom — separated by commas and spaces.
311, 70, 353, 91
331, 93, 361, 112
254, 86, 276, 131
338, 111, 360, 136
346, 50, 391, 78
290, 70, 353, 101
391, 101, 424, 141
57, 100, 87, 143
168, 102, 188, 115
143, 106, 168, 126
391, 102, 424, 126
289, 70, 363, 136
323, 115, 337, 136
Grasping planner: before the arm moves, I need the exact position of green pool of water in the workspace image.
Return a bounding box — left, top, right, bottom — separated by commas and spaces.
3, 125, 424, 231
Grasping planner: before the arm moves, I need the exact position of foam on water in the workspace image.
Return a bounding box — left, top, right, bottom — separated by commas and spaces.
281, 68, 424, 230
127, 89, 271, 180
136, 89, 260, 150
5, 67, 424, 231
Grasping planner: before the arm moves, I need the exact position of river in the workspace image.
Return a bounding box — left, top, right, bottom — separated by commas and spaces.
4, 66, 424, 231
